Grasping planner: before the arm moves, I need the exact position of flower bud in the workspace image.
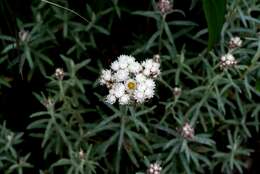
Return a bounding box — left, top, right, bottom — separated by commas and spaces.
156, 0, 173, 15
55, 68, 65, 80
147, 162, 162, 174
181, 123, 194, 139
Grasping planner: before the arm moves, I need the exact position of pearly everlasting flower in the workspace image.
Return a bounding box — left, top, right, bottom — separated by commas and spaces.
147, 162, 162, 174
119, 60, 128, 69
153, 54, 160, 63
43, 98, 54, 108
119, 94, 130, 105
111, 61, 120, 71
19, 30, 30, 42
125, 79, 137, 92
106, 94, 116, 104
136, 73, 147, 83
142, 59, 160, 78
79, 149, 85, 160
114, 69, 129, 82
55, 68, 65, 80
228, 36, 242, 49
99, 69, 112, 85
128, 61, 142, 74
145, 79, 156, 89
181, 123, 194, 139
173, 87, 181, 97
112, 83, 126, 98
156, 0, 173, 15
144, 88, 155, 98
134, 90, 146, 103
220, 53, 237, 70
99, 54, 160, 105
118, 55, 135, 64
118, 55, 135, 69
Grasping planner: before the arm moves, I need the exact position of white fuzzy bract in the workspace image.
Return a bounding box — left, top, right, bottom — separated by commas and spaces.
99, 54, 160, 105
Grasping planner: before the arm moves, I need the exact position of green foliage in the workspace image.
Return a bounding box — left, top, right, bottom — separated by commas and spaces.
0, 0, 260, 173
0, 122, 33, 174
202, 0, 227, 50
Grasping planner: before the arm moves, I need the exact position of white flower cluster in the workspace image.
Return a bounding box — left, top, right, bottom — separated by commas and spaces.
147, 162, 162, 174
219, 36, 242, 70
220, 53, 237, 70
228, 36, 242, 49
99, 55, 160, 105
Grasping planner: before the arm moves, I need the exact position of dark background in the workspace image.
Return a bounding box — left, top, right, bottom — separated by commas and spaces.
0, 0, 259, 173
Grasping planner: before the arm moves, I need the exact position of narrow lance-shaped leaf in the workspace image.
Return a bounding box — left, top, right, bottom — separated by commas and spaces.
202, 0, 226, 50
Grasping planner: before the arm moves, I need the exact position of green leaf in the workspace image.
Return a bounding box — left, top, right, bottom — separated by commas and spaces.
1, 43, 16, 54
202, 0, 226, 50
25, 45, 34, 69
145, 30, 160, 51
256, 79, 260, 92
0, 77, 10, 87
132, 11, 160, 21
51, 159, 71, 168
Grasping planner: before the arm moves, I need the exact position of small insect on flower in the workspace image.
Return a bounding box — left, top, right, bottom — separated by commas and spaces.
228, 36, 242, 49
55, 68, 65, 80
147, 162, 162, 174
99, 55, 160, 105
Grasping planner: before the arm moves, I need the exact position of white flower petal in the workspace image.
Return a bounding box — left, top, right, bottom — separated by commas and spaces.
119, 94, 130, 105
111, 61, 120, 71
106, 94, 116, 104
114, 69, 129, 82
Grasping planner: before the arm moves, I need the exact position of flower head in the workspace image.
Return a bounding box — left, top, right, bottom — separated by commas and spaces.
173, 87, 182, 97
228, 36, 242, 49
142, 59, 160, 78
79, 149, 84, 160
156, 0, 173, 15
99, 55, 160, 105
55, 68, 65, 80
19, 29, 30, 42
147, 162, 162, 174
220, 53, 237, 70
100, 69, 115, 89
125, 79, 137, 91
43, 98, 54, 108
181, 123, 194, 139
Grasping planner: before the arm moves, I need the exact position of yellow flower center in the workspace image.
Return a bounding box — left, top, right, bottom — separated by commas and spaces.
127, 81, 136, 90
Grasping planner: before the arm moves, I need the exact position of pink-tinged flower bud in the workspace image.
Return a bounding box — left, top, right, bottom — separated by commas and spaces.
181, 123, 194, 139
156, 0, 173, 15
147, 162, 162, 174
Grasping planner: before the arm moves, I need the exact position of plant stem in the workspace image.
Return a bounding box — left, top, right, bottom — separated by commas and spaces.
158, 14, 166, 54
